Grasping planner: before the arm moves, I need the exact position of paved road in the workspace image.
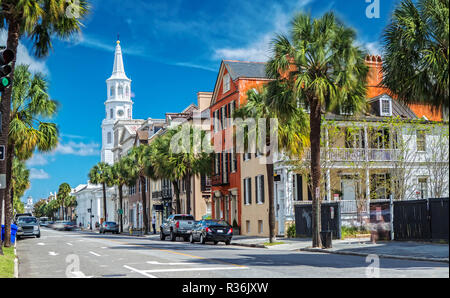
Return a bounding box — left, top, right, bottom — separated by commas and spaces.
17, 228, 449, 278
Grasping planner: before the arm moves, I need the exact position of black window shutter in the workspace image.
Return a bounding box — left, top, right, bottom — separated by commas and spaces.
261, 176, 265, 203
297, 175, 303, 201
249, 178, 252, 204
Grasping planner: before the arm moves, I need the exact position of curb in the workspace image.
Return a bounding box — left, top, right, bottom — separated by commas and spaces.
231, 242, 267, 249
14, 241, 18, 278
300, 247, 449, 263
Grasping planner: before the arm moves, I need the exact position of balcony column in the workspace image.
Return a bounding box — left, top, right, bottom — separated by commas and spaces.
325, 127, 331, 201
326, 169, 331, 202
366, 167, 370, 216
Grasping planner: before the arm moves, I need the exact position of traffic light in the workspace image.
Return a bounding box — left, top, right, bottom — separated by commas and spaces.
0, 48, 15, 92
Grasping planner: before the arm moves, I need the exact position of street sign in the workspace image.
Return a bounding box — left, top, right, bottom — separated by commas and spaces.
0, 174, 6, 190
118, 209, 123, 215
0, 145, 5, 161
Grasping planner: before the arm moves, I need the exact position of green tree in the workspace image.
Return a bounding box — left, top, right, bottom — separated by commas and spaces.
0, 0, 89, 248
234, 86, 309, 243
108, 157, 134, 233
266, 12, 368, 247
57, 183, 71, 220
88, 162, 111, 224
33, 199, 47, 218
127, 145, 155, 234
2, 65, 59, 248
11, 158, 30, 216
64, 195, 77, 221
45, 199, 59, 220
382, 0, 449, 110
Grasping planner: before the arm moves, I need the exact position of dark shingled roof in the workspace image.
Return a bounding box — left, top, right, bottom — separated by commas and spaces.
368, 93, 418, 119
223, 61, 268, 80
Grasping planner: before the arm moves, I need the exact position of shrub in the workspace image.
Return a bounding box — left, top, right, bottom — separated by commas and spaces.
286, 224, 296, 238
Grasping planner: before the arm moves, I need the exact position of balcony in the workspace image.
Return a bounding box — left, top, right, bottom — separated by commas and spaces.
212, 174, 229, 186
304, 148, 401, 162
161, 188, 172, 199
152, 191, 162, 199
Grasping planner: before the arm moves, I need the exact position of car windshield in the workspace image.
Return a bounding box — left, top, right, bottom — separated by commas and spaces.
204, 220, 229, 227
104, 222, 116, 225
18, 217, 37, 224
174, 215, 194, 220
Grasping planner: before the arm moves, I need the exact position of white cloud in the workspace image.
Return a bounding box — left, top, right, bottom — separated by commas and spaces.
30, 168, 50, 180
364, 41, 382, 56
0, 29, 49, 75
53, 141, 100, 156
212, 0, 313, 62
26, 154, 48, 167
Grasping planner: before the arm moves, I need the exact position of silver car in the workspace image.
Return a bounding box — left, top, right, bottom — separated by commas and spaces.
16, 216, 40, 239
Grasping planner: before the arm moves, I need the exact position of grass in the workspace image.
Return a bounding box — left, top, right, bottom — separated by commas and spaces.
0, 246, 15, 278
341, 226, 370, 239
263, 241, 285, 246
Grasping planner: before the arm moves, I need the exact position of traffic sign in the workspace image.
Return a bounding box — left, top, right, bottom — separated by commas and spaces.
0, 145, 5, 161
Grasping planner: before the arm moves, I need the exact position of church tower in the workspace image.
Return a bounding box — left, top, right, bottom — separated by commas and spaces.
101, 39, 133, 164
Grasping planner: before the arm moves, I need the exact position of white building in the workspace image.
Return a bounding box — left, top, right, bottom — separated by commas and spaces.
101, 40, 134, 165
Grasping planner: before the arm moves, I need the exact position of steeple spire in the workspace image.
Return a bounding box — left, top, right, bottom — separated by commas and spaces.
110, 38, 129, 80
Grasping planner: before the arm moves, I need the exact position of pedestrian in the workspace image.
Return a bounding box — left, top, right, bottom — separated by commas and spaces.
152, 216, 156, 234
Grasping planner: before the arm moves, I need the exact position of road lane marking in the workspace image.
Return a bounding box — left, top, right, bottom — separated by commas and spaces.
68, 271, 93, 278
37, 243, 45, 246
99, 237, 246, 268
89, 251, 101, 257
66, 243, 73, 246
48, 252, 59, 256
143, 267, 249, 273
146, 261, 198, 266
124, 265, 157, 278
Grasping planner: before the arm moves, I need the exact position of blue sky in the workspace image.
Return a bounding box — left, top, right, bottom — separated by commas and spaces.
1, 0, 400, 202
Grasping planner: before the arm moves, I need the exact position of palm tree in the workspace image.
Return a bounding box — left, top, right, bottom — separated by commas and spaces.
127, 145, 154, 233
382, 0, 449, 110
2, 64, 58, 247
57, 183, 71, 220
11, 157, 30, 215
88, 162, 112, 224
64, 195, 77, 221
0, 0, 89, 246
234, 86, 309, 243
266, 12, 368, 247
108, 157, 134, 233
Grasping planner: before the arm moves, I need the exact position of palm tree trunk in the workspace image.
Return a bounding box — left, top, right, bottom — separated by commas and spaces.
102, 182, 107, 223
265, 159, 276, 243
0, 19, 20, 249
172, 181, 181, 214
185, 172, 192, 215
119, 184, 123, 233
3, 143, 14, 247
310, 98, 323, 248
140, 176, 149, 234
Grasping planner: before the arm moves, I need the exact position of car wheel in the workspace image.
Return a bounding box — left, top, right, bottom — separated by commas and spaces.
36, 234, 41, 238
200, 234, 206, 244
160, 231, 165, 241
190, 234, 195, 243
213, 241, 218, 245
225, 240, 231, 245
170, 231, 176, 241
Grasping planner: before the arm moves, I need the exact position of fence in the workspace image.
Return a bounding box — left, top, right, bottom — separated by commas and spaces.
294, 202, 341, 239
393, 198, 449, 242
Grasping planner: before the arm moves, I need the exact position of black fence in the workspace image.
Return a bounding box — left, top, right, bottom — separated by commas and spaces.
393, 198, 448, 242
294, 202, 342, 239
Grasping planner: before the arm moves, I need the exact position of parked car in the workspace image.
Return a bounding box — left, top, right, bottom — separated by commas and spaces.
99, 222, 119, 234
16, 216, 40, 239
189, 219, 233, 245
39, 217, 50, 227
160, 214, 195, 241
14, 213, 32, 224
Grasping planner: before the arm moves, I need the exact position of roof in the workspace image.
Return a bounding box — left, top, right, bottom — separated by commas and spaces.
368, 93, 417, 119
223, 61, 268, 80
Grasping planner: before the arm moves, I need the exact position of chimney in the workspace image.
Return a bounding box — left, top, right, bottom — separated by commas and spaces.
365, 55, 386, 98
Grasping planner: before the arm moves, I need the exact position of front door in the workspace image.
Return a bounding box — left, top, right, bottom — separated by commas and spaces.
341, 179, 357, 214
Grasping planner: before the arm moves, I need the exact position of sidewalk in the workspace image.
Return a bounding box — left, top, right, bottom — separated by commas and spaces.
230, 235, 449, 263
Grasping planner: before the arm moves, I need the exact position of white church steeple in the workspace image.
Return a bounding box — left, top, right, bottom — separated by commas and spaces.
101, 39, 134, 164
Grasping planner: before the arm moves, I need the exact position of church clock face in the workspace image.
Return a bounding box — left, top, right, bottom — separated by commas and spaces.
117, 109, 124, 117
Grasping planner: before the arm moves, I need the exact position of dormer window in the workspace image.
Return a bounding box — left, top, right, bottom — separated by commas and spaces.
340, 105, 354, 116
223, 73, 230, 94
380, 96, 392, 116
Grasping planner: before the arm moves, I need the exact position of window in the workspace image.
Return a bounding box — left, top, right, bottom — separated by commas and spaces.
215, 153, 220, 175
222, 106, 227, 129
246, 220, 251, 234
223, 73, 230, 93
293, 174, 303, 201
118, 85, 123, 96
258, 220, 263, 234
380, 98, 392, 116
256, 175, 265, 204
417, 130, 426, 152
243, 178, 252, 205
243, 152, 252, 161
231, 150, 237, 173
110, 86, 115, 97
107, 132, 112, 144
418, 177, 428, 199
